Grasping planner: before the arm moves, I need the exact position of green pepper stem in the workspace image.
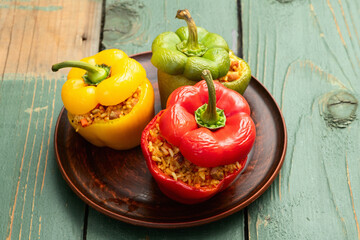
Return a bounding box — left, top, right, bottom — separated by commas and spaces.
51, 61, 109, 84
194, 70, 226, 130
176, 9, 199, 50
176, 9, 207, 57
201, 70, 218, 124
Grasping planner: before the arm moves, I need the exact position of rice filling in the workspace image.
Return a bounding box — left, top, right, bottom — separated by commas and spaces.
71, 88, 141, 130
218, 55, 245, 83
147, 120, 242, 189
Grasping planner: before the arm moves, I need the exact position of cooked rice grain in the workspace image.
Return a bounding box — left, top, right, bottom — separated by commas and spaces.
148, 121, 242, 189
72, 88, 141, 129
218, 55, 245, 83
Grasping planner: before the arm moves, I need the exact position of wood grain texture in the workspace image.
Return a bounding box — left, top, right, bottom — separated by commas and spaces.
54, 53, 286, 228
101, 0, 240, 55
0, 0, 102, 239
242, 0, 360, 239
86, 0, 245, 239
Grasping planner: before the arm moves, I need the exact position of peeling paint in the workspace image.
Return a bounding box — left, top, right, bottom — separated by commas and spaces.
256, 215, 271, 228
0, 4, 62, 11
25, 106, 48, 114
102, 0, 150, 48
319, 90, 358, 129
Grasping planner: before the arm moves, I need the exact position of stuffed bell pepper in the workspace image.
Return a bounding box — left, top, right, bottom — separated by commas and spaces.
151, 9, 251, 108
141, 70, 255, 204
52, 49, 154, 150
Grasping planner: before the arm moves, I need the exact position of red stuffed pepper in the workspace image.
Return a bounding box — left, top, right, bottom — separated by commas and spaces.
141, 70, 256, 204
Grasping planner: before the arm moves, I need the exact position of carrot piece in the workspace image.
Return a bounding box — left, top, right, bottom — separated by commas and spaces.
230, 60, 239, 69
227, 72, 240, 81
80, 118, 89, 127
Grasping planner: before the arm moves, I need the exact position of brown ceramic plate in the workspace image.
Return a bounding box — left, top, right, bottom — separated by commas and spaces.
54, 51, 287, 228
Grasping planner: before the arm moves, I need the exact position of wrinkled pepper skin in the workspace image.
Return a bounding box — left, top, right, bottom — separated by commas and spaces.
59, 49, 154, 150
62, 49, 146, 115
141, 110, 248, 204
157, 51, 251, 108
141, 75, 255, 204
68, 79, 154, 150
151, 9, 251, 109
151, 27, 230, 80
161, 80, 255, 167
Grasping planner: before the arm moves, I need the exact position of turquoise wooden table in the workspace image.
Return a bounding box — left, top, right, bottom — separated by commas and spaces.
1, 0, 359, 239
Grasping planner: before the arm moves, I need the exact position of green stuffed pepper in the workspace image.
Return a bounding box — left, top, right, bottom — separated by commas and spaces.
151, 9, 251, 108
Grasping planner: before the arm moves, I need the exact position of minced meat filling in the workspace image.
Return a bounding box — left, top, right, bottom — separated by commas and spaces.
147, 119, 241, 189
218, 55, 245, 83
72, 88, 141, 130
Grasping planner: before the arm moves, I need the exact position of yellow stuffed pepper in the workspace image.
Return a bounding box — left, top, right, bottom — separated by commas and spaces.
52, 49, 154, 150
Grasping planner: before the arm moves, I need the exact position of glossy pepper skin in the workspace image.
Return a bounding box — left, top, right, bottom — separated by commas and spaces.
160, 80, 255, 167
141, 70, 255, 204
141, 111, 248, 204
151, 9, 251, 108
54, 49, 154, 150
157, 51, 251, 108
151, 10, 230, 81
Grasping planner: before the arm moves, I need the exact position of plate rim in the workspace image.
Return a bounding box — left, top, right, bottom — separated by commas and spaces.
54, 51, 287, 228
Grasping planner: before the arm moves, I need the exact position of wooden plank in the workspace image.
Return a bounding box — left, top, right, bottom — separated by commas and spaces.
0, 0, 102, 239
242, 0, 360, 239
86, 0, 244, 239
101, 0, 240, 55
87, 210, 244, 239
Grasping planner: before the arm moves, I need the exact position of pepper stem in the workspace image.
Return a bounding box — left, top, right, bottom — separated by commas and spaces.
51, 61, 110, 85
176, 9, 207, 57
195, 70, 226, 130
